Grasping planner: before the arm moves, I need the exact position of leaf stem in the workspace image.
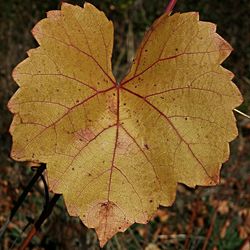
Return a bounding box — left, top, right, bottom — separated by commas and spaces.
0, 164, 46, 240
165, 0, 177, 15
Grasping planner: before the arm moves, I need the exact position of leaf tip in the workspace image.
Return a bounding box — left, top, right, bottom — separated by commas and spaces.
82, 200, 133, 247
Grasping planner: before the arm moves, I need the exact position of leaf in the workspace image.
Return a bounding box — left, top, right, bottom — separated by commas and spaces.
8, 2, 242, 247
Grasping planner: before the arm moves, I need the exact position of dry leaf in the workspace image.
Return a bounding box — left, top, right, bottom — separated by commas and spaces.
8, 2, 242, 247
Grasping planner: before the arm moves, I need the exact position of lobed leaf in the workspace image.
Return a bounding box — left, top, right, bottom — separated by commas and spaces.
8, 2, 242, 247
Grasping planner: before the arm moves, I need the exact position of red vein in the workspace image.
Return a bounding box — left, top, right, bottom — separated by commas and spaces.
17, 72, 97, 91
121, 87, 215, 181
72, 11, 93, 57
145, 86, 226, 98
132, 13, 172, 77
51, 125, 116, 189
16, 100, 70, 109
103, 87, 120, 238
71, 168, 112, 216
121, 49, 231, 86
18, 86, 115, 151
89, 9, 109, 73
114, 166, 144, 209
120, 125, 162, 189
107, 87, 120, 201
20, 122, 47, 128
35, 31, 116, 86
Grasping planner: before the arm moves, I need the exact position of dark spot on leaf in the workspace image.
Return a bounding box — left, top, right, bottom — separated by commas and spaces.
123, 103, 126, 106
185, 117, 188, 120
144, 144, 149, 150
149, 199, 153, 203
72, 168, 75, 171
101, 203, 107, 208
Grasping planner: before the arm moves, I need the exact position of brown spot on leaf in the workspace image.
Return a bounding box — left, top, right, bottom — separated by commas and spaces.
75, 128, 95, 143
83, 200, 133, 247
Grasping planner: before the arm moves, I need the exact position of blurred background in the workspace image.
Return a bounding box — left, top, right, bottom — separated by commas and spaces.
0, 0, 249, 249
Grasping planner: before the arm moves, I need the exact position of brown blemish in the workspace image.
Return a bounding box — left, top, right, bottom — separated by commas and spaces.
75, 128, 95, 142
83, 200, 133, 247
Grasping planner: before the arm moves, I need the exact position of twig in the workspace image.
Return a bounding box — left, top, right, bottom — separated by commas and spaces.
184, 202, 198, 249
165, 0, 177, 15
0, 164, 46, 240
18, 194, 61, 250
201, 208, 218, 250
234, 108, 250, 119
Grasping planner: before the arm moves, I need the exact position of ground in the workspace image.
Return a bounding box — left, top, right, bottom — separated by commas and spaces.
0, 0, 249, 249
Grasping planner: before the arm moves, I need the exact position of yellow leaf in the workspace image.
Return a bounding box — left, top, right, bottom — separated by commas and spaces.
8, 2, 242, 247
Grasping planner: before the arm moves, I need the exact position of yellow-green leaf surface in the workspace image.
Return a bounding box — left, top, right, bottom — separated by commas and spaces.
8, 2, 242, 247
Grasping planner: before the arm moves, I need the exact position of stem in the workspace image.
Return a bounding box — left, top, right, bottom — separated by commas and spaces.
202, 208, 217, 250
0, 164, 46, 240
184, 202, 198, 249
19, 194, 61, 250
165, 0, 177, 15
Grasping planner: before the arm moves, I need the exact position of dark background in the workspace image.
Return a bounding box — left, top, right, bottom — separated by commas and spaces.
0, 0, 249, 249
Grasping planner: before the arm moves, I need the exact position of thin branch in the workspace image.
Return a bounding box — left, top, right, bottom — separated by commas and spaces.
165, 0, 177, 15
202, 208, 218, 250
18, 194, 61, 250
0, 164, 46, 240
184, 202, 198, 249
234, 108, 250, 119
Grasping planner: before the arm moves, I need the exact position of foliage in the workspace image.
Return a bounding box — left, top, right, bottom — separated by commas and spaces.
8, 2, 243, 247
